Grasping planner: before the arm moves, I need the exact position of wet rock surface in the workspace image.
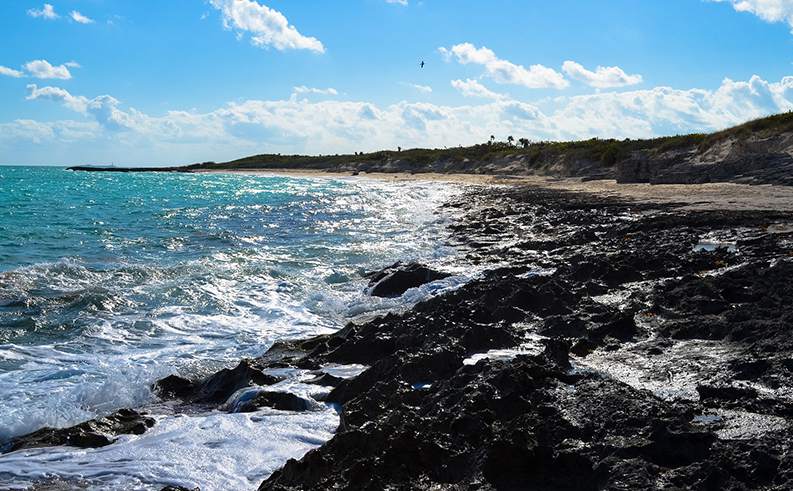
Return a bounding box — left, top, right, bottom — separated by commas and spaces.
18, 184, 791, 489
2, 409, 154, 453
233, 391, 313, 413
250, 185, 793, 490
153, 359, 281, 405
365, 261, 451, 298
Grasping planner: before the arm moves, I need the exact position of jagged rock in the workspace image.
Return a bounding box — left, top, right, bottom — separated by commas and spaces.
153, 359, 281, 405
256, 185, 793, 490
153, 374, 196, 400
304, 372, 345, 388
234, 392, 313, 413
365, 262, 450, 297
542, 338, 572, 369
697, 384, 759, 401
3, 409, 154, 453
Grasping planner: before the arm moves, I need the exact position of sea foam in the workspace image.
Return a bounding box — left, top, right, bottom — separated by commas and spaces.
0, 169, 467, 488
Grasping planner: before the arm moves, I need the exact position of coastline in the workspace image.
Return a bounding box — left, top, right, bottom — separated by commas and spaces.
69, 111, 793, 190
257, 183, 793, 489
195, 168, 793, 212
5, 177, 792, 489
192, 168, 508, 184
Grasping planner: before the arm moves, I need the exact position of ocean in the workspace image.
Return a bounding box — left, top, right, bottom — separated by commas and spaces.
0, 166, 467, 490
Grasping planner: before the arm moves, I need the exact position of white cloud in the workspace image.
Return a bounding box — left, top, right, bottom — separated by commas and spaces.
0, 61, 79, 79
451, 79, 505, 100
23, 60, 74, 80
208, 0, 325, 53
25, 84, 218, 136
403, 83, 432, 93
11, 75, 793, 164
70, 11, 95, 24
552, 75, 793, 137
0, 66, 24, 78
562, 61, 643, 88
292, 86, 339, 96
26, 84, 89, 112
25, 86, 133, 133
711, 0, 793, 31
386, 0, 408, 5
0, 119, 98, 144
27, 3, 58, 19
439, 43, 568, 90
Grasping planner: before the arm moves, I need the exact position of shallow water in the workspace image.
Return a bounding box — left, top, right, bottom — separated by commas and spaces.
0, 166, 467, 489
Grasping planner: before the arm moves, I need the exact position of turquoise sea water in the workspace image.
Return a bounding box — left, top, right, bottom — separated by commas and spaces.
0, 166, 466, 489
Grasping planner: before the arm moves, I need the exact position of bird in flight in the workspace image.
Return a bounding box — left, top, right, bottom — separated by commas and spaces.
420, 60, 425, 68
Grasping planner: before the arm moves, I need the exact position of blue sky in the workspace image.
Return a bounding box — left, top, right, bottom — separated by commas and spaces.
1, 0, 792, 165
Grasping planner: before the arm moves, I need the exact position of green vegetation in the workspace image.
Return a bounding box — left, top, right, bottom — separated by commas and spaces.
700, 111, 793, 149
186, 111, 793, 172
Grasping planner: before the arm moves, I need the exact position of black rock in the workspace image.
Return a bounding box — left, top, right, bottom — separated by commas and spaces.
3, 409, 154, 453
153, 359, 281, 405
255, 186, 793, 490
234, 391, 313, 413
153, 374, 197, 400
366, 262, 451, 298
304, 372, 345, 388
697, 384, 759, 401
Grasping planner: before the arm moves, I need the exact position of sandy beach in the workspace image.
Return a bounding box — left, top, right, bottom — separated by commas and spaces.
195, 168, 793, 212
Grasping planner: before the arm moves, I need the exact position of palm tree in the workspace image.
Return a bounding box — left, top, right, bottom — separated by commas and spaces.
518, 138, 530, 149
489, 135, 495, 145
507, 136, 515, 146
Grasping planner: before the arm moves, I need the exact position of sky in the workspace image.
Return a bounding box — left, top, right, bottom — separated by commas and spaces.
0, 0, 792, 165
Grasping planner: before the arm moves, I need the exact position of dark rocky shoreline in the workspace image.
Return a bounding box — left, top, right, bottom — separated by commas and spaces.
6, 184, 793, 490
253, 186, 793, 490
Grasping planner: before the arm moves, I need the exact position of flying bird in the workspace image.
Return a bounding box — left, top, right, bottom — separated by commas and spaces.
420, 60, 425, 69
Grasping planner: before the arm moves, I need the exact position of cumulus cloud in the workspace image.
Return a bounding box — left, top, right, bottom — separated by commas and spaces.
552, 75, 793, 137
26, 84, 133, 132
451, 79, 505, 100
24, 60, 74, 80
0, 61, 79, 79
24, 84, 220, 137
10, 75, 793, 163
26, 84, 89, 112
209, 0, 325, 52
562, 61, 643, 88
70, 10, 95, 24
439, 43, 568, 90
386, 0, 408, 5
27, 3, 58, 19
0, 66, 24, 78
711, 0, 793, 31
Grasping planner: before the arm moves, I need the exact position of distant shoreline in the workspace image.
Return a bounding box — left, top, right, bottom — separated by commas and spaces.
68, 111, 793, 187
68, 165, 793, 212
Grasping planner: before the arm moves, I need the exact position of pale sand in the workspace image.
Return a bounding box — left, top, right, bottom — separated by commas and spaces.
194, 168, 496, 184
194, 169, 793, 212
